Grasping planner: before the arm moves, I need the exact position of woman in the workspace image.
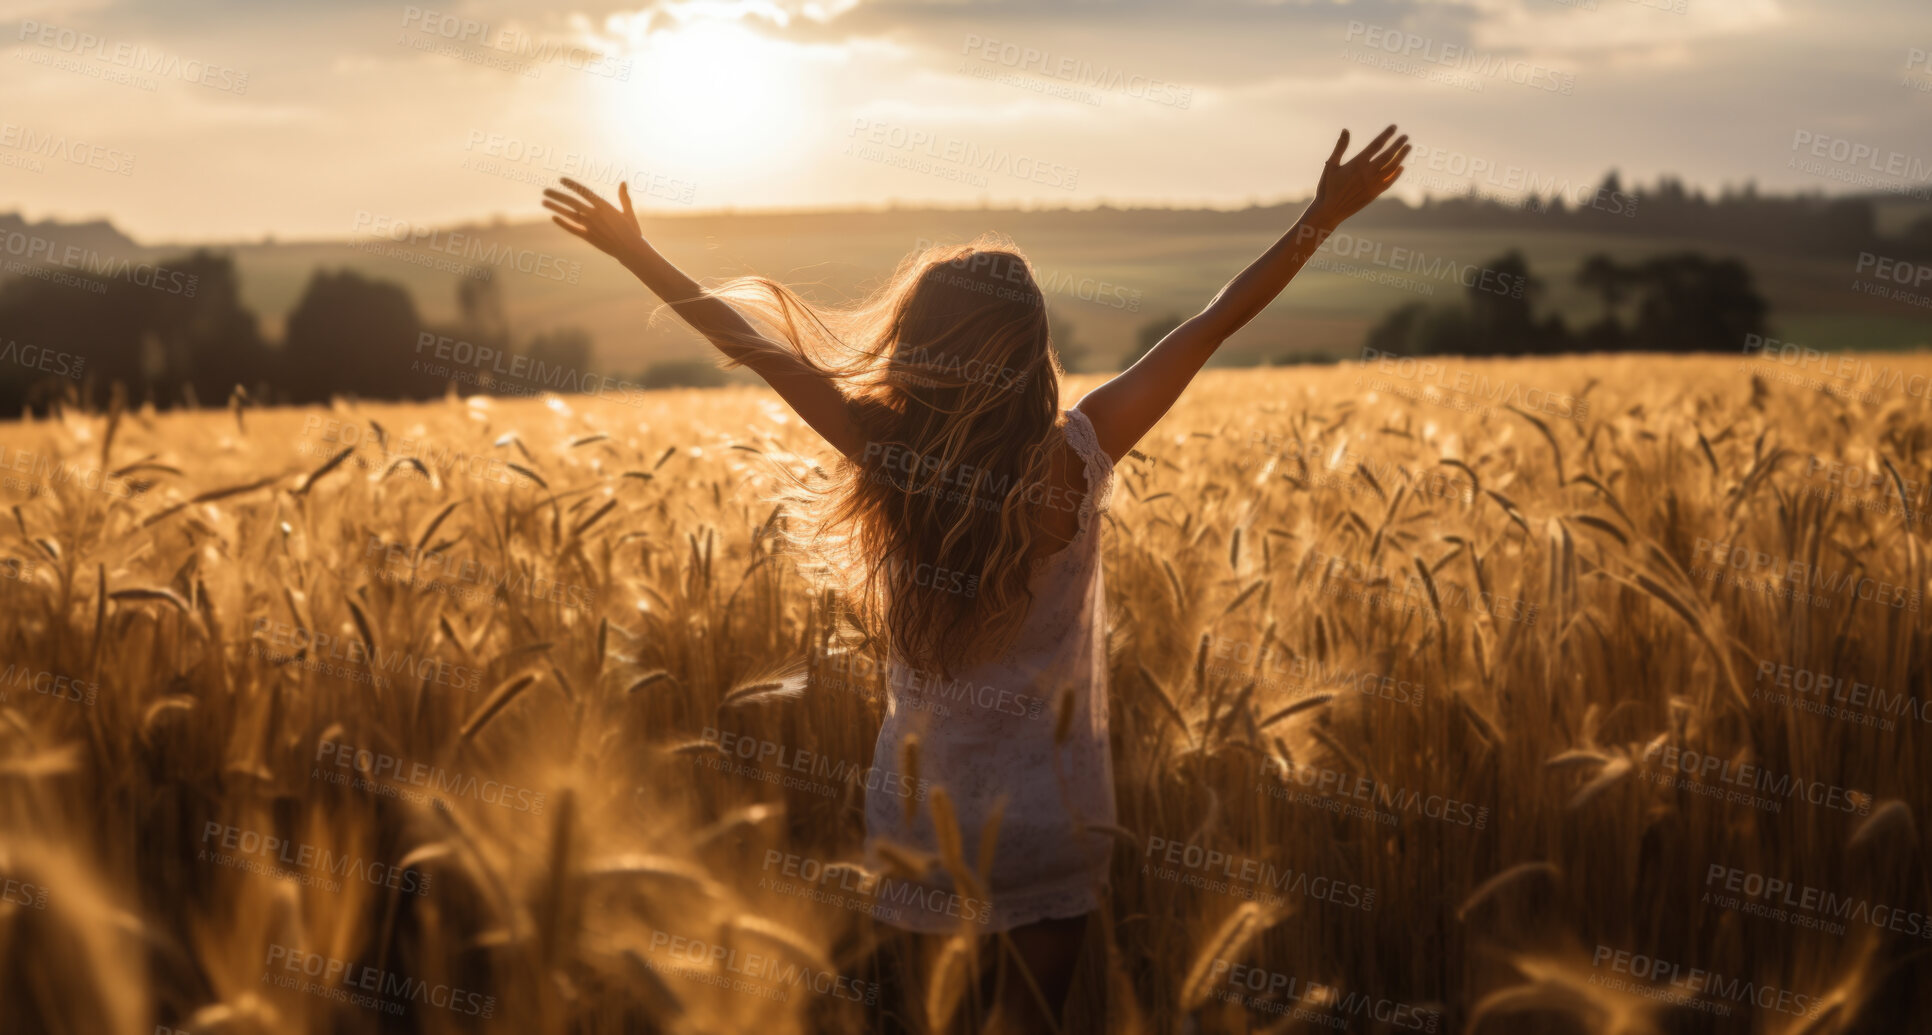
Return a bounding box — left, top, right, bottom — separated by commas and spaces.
543, 123, 1407, 1030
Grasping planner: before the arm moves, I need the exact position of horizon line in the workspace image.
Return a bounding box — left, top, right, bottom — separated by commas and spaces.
5, 178, 1919, 251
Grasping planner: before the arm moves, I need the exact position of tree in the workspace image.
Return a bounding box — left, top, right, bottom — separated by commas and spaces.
280, 270, 425, 402
0, 249, 267, 414
1574, 253, 1631, 351
151, 252, 271, 406
1465, 250, 1544, 354
1358, 249, 1766, 358
1576, 254, 1629, 322
1627, 253, 1767, 353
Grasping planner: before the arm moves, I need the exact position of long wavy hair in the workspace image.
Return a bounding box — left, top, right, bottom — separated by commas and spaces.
714, 235, 1069, 676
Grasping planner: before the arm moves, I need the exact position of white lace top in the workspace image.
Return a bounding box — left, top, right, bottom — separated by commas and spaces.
864, 408, 1117, 933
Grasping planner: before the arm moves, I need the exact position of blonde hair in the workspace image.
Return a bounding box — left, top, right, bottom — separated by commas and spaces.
715, 234, 1068, 675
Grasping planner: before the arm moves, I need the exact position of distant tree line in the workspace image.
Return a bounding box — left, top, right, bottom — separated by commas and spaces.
4, 168, 1912, 410
1125, 247, 1769, 364
1360, 249, 1768, 358
0, 255, 723, 416
1127, 171, 1916, 362
1350, 170, 1932, 264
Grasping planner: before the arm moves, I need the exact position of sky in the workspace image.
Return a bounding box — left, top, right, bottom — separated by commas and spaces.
2, 0, 1929, 243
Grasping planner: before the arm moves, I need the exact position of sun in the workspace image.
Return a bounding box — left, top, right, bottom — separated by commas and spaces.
607, 20, 810, 176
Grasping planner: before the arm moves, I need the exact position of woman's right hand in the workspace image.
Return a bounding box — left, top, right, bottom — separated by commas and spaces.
1307, 124, 1409, 230
544, 178, 646, 264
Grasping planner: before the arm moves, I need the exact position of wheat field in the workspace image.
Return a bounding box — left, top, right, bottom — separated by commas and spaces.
0, 355, 1926, 1034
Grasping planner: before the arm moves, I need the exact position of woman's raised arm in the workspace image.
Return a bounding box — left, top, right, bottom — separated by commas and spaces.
1075, 125, 1408, 462
544, 178, 863, 458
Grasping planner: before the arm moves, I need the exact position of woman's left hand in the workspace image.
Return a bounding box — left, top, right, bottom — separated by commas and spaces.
544, 178, 646, 263
1308, 124, 1409, 229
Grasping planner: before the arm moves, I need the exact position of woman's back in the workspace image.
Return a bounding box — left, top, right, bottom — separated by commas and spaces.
864, 407, 1117, 932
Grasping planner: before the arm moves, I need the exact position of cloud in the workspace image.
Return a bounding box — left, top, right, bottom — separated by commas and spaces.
3, 0, 1927, 239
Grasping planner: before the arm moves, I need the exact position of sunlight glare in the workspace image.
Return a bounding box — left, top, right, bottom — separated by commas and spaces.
611, 21, 809, 175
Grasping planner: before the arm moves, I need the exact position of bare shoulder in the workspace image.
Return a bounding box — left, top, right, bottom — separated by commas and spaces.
1070, 392, 1135, 465
1030, 412, 1091, 556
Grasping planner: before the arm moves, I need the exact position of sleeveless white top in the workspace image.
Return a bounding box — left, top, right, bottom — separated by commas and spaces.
864, 408, 1117, 932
